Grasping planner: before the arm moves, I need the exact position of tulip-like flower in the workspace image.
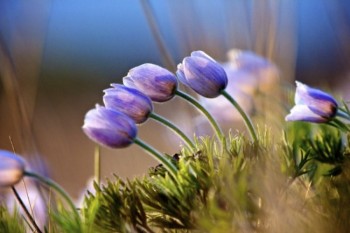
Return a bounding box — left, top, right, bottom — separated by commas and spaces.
103, 84, 153, 124
123, 63, 178, 102
176, 51, 228, 98
0, 150, 25, 187
82, 105, 137, 148
285, 81, 338, 123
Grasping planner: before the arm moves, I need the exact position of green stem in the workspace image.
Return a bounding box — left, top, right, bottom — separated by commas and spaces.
175, 90, 224, 141
336, 109, 350, 121
133, 137, 178, 178
221, 90, 258, 142
12, 186, 42, 233
94, 145, 101, 186
331, 118, 350, 132
23, 171, 79, 221
149, 112, 195, 150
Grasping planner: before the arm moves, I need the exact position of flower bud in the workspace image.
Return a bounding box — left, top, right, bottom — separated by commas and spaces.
176, 51, 228, 98
123, 63, 178, 102
82, 105, 137, 148
103, 84, 153, 124
285, 81, 338, 123
0, 150, 25, 187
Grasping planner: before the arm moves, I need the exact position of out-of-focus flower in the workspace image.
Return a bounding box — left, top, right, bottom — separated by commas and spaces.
226, 49, 279, 93
82, 105, 137, 148
103, 84, 153, 124
177, 51, 228, 98
285, 81, 338, 123
123, 63, 178, 102
0, 150, 25, 187
197, 49, 280, 123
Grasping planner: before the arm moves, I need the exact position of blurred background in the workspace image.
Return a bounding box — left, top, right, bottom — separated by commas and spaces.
0, 0, 350, 198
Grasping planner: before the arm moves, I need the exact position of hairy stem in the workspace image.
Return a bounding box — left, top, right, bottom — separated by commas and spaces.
221, 90, 257, 142
175, 90, 224, 141
149, 112, 195, 150
134, 137, 178, 178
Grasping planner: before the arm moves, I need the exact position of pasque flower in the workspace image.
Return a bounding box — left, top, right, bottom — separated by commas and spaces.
0, 150, 25, 187
103, 84, 153, 124
285, 81, 338, 123
82, 106, 178, 177
176, 51, 228, 98
82, 105, 137, 148
226, 49, 279, 93
123, 63, 178, 102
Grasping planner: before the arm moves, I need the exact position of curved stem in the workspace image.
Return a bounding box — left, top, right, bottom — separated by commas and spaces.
331, 118, 350, 132
175, 90, 224, 141
336, 109, 350, 121
149, 112, 195, 150
221, 90, 258, 143
11, 186, 42, 233
23, 171, 79, 221
133, 137, 178, 178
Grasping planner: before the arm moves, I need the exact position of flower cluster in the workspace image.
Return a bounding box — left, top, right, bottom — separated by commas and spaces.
82, 49, 350, 178
1, 49, 350, 233
82, 64, 178, 149
82, 50, 231, 150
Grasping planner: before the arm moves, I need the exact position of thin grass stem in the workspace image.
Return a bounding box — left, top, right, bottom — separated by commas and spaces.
11, 186, 42, 233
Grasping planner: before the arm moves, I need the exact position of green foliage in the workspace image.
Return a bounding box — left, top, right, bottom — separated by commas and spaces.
2, 124, 350, 232
0, 204, 26, 233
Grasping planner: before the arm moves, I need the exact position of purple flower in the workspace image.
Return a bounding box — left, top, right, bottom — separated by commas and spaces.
285, 81, 338, 123
0, 150, 25, 187
123, 63, 178, 102
103, 84, 153, 124
226, 49, 279, 92
176, 51, 228, 98
82, 105, 137, 148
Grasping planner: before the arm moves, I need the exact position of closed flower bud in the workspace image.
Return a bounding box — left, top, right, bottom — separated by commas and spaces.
176, 51, 228, 98
123, 63, 178, 102
285, 81, 338, 123
103, 84, 153, 124
0, 150, 25, 187
82, 105, 137, 148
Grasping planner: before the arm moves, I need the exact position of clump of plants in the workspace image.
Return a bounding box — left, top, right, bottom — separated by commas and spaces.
1, 51, 350, 233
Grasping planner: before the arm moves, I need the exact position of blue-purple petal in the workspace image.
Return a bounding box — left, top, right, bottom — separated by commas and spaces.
190, 50, 216, 63
124, 63, 178, 102
285, 105, 328, 123
295, 81, 338, 118
0, 150, 25, 187
103, 84, 153, 124
82, 105, 137, 148
182, 55, 228, 98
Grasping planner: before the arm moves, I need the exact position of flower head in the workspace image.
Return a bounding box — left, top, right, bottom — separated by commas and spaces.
103, 84, 153, 124
0, 150, 25, 187
123, 63, 178, 102
176, 51, 228, 98
285, 81, 338, 123
226, 49, 279, 93
82, 105, 137, 148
